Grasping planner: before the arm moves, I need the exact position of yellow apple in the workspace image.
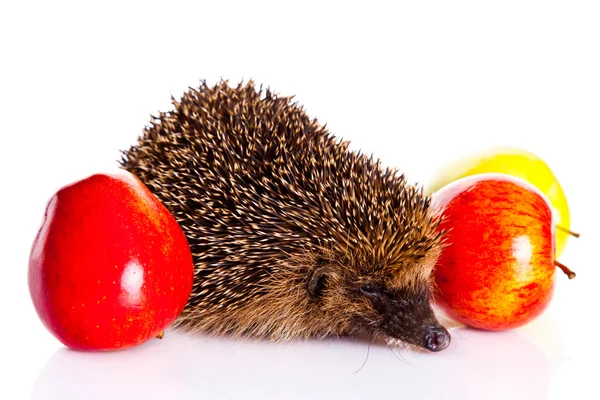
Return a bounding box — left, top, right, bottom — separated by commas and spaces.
426, 146, 574, 258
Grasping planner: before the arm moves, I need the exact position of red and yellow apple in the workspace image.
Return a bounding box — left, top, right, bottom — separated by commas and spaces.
426, 146, 574, 257
28, 171, 194, 350
431, 173, 574, 330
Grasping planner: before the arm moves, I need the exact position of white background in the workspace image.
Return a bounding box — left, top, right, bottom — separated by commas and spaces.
1, 1, 599, 399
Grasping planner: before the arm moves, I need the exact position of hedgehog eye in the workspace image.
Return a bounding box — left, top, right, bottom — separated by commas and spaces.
308, 268, 328, 298
360, 282, 378, 296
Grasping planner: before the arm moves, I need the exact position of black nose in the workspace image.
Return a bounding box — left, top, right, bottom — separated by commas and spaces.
424, 325, 451, 352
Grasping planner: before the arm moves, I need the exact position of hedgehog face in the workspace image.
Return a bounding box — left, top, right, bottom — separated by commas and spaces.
308, 252, 450, 352
353, 282, 450, 352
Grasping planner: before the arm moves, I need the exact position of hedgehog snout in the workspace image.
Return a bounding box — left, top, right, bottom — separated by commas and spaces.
423, 324, 451, 352
369, 287, 451, 351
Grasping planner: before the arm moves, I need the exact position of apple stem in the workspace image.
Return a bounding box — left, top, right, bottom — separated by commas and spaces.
156, 331, 165, 339
554, 260, 576, 279
557, 225, 580, 238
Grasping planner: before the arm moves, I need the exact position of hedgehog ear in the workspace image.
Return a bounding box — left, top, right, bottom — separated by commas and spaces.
308, 266, 329, 298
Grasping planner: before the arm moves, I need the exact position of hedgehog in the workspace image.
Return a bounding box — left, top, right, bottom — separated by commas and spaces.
119, 80, 451, 352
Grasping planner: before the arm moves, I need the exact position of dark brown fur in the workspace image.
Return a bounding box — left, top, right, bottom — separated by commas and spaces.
120, 80, 449, 350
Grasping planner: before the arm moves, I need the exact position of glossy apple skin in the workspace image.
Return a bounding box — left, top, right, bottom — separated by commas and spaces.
432, 173, 555, 330
427, 146, 570, 257
28, 172, 194, 350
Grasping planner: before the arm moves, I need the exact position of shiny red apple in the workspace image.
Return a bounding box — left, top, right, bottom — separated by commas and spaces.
431, 173, 574, 330
28, 171, 194, 350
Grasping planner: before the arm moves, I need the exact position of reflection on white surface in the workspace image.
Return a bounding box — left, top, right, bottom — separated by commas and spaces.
31, 327, 551, 400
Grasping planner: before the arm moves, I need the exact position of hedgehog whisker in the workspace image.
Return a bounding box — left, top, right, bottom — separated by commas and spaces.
353, 338, 372, 374
384, 337, 414, 366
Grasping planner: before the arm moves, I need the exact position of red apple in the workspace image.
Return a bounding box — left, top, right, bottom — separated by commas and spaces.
431, 173, 574, 330
28, 171, 194, 350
